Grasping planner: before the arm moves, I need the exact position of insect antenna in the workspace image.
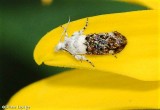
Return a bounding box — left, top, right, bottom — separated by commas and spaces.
79, 17, 88, 34
59, 16, 70, 42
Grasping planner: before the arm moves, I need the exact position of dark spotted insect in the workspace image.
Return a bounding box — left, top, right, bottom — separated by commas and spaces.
55, 17, 127, 67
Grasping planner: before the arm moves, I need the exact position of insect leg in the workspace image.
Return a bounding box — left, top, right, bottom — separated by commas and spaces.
109, 50, 117, 58
113, 54, 117, 58
62, 48, 73, 55
62, 48, 94, 67
74, 55, 95, 67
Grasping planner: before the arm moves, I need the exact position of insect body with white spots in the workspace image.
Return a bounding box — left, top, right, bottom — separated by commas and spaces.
55, 18, 127, 67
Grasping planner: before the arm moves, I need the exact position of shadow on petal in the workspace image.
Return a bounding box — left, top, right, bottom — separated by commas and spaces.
46, 69, 159, 91
7, 69, 160, 109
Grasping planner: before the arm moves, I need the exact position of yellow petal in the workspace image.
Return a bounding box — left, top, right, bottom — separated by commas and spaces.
120, 0, 160, 9
6, 70, 160, 109
34, 10, 160, 81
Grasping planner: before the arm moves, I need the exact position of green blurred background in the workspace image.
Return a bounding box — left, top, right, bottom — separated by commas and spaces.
0, 0, 148, 107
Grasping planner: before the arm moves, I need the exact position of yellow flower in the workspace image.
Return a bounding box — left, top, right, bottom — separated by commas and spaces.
120, 0, 160, 9
6, 69, 160, 109
34, 10, 160, 81
6, 9, 160, 110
